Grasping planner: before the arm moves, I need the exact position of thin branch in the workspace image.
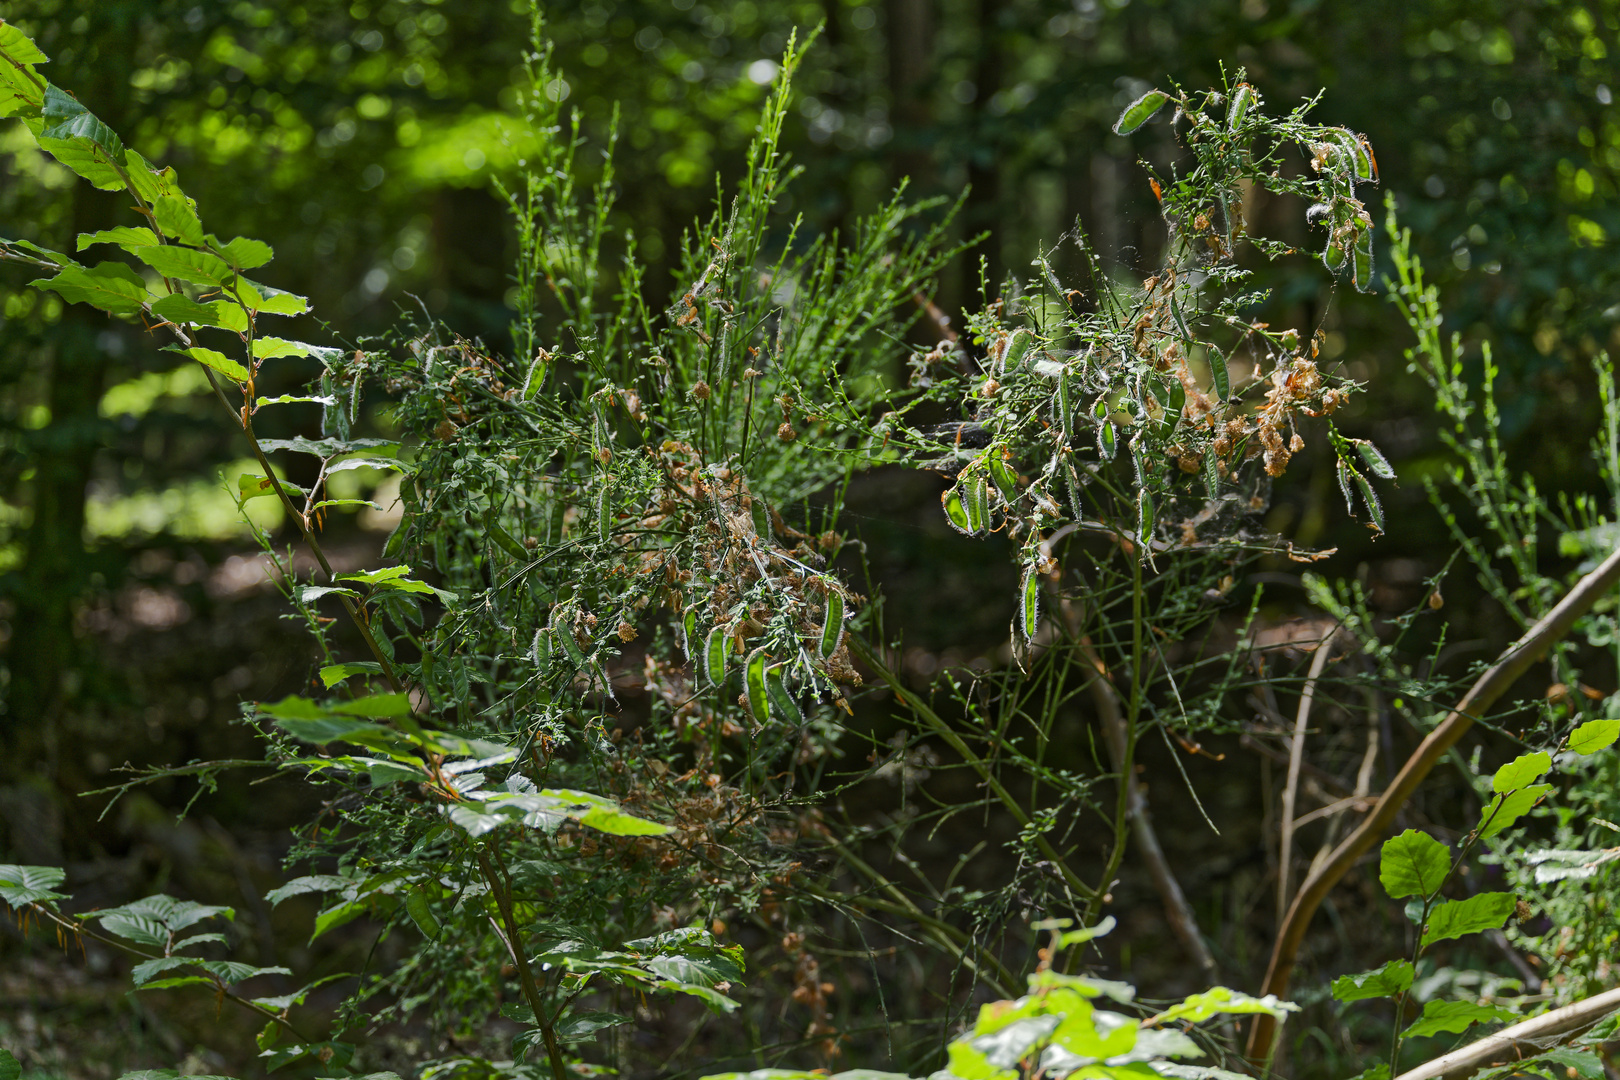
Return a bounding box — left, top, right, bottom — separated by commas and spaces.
1277, 634, 1334, 922
1392, 985, 1620, 1080
1246, 541, 1620, 1063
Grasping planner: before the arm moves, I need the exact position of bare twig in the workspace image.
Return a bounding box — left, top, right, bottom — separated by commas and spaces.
1392, 985, 1620, 1080
1277, 634, 1335, 921
1246, 541, 1620, 1063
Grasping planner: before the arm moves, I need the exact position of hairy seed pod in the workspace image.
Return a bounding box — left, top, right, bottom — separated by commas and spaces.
1353, 438, 1395, 480
704, 626, 729, 686
1353, 469, 1385, 533
1114, 89, 1170, 135
1227, 83, 1256, 130
744, 648, 770, 724
1057, 367, 1076, 442
963, 476, 989, 535
766, 665, 802, 724
683, 609, 700, 657
1063, 459, 1085, 522
941, 487, 973, 534
1209, 349, 1231, 402
553, 605, 587, 670
987, 450, 1018, 502
1095, 399, 1116, 460
1203, 449, 1220, 502
1020, 567, 1040, 643
1138, 490, 1155, 547
819, 589, 844, 658
532, 627, 552, 669
597, 484, 611, 542
1336, 459, 1356, 516
486, 511, 530, 560
405, 889, 441, 939
1003, 329, 1033, 370
1352, 230, 1374, 292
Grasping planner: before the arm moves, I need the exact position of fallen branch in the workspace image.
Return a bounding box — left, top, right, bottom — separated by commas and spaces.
1392, 985, 1620, 1080
1245, 541, 1620, 1063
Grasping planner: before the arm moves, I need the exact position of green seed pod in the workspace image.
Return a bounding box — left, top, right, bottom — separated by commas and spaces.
1164, 378, 1187, 431
1057, 367, 1076, 442
819, 589, 845, 658
1138, 491, 1155, 547
1336, 459, 1356, 515
942, 487, 973, 534
1227, 84, 1255, 130
553, 606, 587, 670
1114, 89, 1170, 135
1020, 567, 1040, 643
1063, 459, 1085, 522
1353, 470, 1385, 533
1323, 241, 1347, 272
1203, 449, 1220, 501
1353, 439, 1396, 480
1209, 350, 1231, 402
766, 665, 802, 724
703, 626, 729, 686
1338, 129, 1375, 182
1003, 329, 1034, 370
1095, 399, 1116, 460
1352, 230, 1374, 292
987, 450, 1019, 502
963, 476, 989, 535
683, 608, 700, 657
485, 510, 530, 560
744, 647, 770, 724
405, 888, 441, 939
532, 627, 552, 668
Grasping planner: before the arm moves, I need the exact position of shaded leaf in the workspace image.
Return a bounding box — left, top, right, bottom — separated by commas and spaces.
1379, 829, 1450, 899
1330, 959, 1414, 1002
1402, 999, 1514, 1039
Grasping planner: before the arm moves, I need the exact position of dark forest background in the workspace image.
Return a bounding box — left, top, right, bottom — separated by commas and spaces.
2, 0, 1618, 1075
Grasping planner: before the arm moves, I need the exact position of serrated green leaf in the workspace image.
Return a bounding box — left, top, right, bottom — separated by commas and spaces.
1493, 751, 1552, 792
1478, 783, 1552, 838
0, 864, 68, 909
298, 585, 360, 604
235, 278, 308, 315
1401, 998, 1514, 1039
1154, 987, 1299, 1024
1570, 718, 1620, 755
318, 663, 383, 689
1421, 892, 1516, 947
210, 235, 273, 270
577, 805, 674, 836
132, 244, 235, 288
152, 195, 204, 246
251, 337, 311, 360
1379, 830, 1450, 900
148, 293, 249, 332
264, 875, 352, 907
1330, 959, 1414, 1002
29, 261, 147, 315
76, 226, 157, 252
173, 346, 249, 382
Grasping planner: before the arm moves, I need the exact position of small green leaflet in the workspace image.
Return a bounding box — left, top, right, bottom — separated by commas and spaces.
319, 662, 382, 688
1492, 751, 1551, 793
235, 472, 304, 504
235, 278, 309, 315
1478, 783, 1552, 838
1401, 999, 1514, 1039
174, 346, 249, 382
1421, 892, 1516, 948
1569, 717, 1620, 755
744, 648, 770, 724
29, 261, 147, 315
1330, 959, 1414, 1002
1379, 829, 1450, 900
1114, 89, 1170, 135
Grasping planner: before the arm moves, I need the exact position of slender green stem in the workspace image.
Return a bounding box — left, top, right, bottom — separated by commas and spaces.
476, 845, 567, 1080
